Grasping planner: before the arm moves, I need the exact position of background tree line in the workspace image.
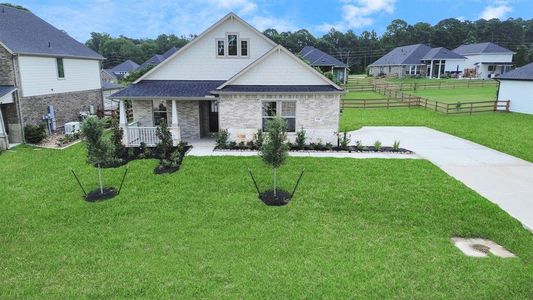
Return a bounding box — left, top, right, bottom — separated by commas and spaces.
86, 17, 533, 73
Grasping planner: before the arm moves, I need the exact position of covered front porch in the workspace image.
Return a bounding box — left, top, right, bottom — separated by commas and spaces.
118, 98, 219, 147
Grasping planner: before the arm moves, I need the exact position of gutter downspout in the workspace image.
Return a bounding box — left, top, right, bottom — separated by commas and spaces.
13, 54, 25, 145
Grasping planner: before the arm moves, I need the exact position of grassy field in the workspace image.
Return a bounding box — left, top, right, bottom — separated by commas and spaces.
412, 86, 498, 103
1, 145, 533, 298
340, 108, 533, 162
385, 77, 488, 84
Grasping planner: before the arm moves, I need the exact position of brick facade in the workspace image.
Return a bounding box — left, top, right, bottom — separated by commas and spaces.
19, 89, 103, 126
132, 100, 201, 140
219, 93, 340, 144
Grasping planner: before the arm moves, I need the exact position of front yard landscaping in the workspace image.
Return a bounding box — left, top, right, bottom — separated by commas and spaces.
1, 144, 532, 298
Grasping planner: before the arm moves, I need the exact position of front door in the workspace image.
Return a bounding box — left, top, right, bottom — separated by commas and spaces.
209, 101, 219, 133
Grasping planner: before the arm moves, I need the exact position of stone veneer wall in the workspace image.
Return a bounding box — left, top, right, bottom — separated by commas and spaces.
0, 45, 15, 86
218, 93, 340, 144
132, 100, 201, 140
19, 89, 103, 125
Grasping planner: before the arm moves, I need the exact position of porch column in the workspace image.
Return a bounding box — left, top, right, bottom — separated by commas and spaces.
170, 100, 181, 145
119, 99, 128, 145
438, 60, 442, 79
429, 60, 434, 79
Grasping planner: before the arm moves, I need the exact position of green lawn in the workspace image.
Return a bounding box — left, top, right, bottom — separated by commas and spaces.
1, 145, 533, 298
340, 108, 533, 162
385, 78, 487, 84
412, 86, 498, 103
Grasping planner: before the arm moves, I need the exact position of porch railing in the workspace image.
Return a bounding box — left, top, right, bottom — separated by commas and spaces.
127, 127, 160, 147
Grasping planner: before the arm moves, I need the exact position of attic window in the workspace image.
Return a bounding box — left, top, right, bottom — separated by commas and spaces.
216, 39, 225, 57
241, 39, 249, 57
217, 33, 249, 58
228, 34, 238, 56
56, 58, 65, 78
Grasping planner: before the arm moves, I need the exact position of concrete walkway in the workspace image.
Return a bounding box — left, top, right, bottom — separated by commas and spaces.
350, 126, 533, 232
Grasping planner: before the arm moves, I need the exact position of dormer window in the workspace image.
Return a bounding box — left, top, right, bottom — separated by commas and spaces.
216, 33, 249, 58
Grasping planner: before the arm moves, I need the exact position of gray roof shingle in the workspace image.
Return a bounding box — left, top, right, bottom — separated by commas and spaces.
111, 60, 140, 73
138, 47, 179, 70
217, 85, 342, 93
0, 5, 103, 59
111, 80, 225, 98
370, 44, 432, 66
453, 42, 514, 55
422, 47, 465, 60
497, 62, 533, 81
0, 85, 16, 98
299, 46, 348, 68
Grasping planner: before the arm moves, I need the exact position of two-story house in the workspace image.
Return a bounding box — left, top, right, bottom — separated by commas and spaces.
453, 42, 515, 79
0, 4, 104, 149
112, 13, 343, 147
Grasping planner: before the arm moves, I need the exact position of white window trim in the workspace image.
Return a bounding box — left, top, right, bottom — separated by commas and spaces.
56, 57, 65, 80
216, 32, 250, 59
240, 38, 250, 58
216, 38, 225, 57
152, 100, 168, 126
261, 100, 297, 132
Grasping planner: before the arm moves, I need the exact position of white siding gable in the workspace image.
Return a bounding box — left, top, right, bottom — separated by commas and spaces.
18, 55, 101, 97
144, 17, 275, 81
498, 80, 533, 114
229, 48, 331, 86
463, 53, 514, 69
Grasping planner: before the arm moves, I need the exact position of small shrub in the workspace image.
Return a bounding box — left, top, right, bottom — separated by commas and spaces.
325, 142, 333, 151
260, 116, 289, 196
215, 129, 230, 149
24, 124, 47, 144
295, 127, 306, 149
228, 141, 237, 149
315, 141, 325, 151
110, 116, 125, 160
156, 119, 173, 160
139, 142, 152, 159
238, 141, 246, 149
392, 140, 400, 152
374, 140, 382, 152
355, 140, 364, 151
246, 140, 255, 150
255, 129, 264, 149
338, 129, 351, 149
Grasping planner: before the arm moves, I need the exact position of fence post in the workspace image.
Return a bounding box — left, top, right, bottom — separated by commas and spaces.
387, 98, 390, 109
506, 100, 510, 112
446, 103, 449, 116
470, 103, 473, 115
467, 80, 470, 88
493, 100, 497, 112
364, 99, 366, 109
435, 101, 438, 112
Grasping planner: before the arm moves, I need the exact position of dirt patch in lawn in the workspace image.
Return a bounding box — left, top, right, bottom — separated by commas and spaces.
259, 190, 292, 206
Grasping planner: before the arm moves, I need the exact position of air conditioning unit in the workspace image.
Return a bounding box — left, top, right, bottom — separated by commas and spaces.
64, 122, 80, 135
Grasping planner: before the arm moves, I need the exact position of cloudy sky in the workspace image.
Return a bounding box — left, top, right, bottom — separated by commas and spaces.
12, 0, 533, 42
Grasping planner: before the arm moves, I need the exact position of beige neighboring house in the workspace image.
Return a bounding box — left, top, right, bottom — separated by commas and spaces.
112, 13, 343, 147
0, 4, 104, 150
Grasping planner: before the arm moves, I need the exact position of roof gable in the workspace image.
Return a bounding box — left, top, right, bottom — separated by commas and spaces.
135, 12, 277, 83
497, 62, 533, 81
370, 44, 431, 66
453, 42, 514, 55
111, 60, 140, 73
422, 47, 465, 60
217, 45, 342, 90
299, 46, 347, 68
0, 5, 102, 59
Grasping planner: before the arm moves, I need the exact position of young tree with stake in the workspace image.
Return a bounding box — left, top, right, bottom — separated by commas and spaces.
81, 116, 114, 194
260, 116, 289, 197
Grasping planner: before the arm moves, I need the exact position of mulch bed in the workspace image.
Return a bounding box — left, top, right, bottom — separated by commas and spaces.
153, 166, 180, 175
85, 187, 117, 202
216, 145, 413, 154
259, 190, 292, 206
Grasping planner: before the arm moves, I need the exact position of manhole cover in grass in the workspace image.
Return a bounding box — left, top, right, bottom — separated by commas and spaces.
452, 238, 516, 258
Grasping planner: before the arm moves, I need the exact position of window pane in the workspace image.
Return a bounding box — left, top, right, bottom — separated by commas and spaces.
228, 35, 237, 56
56, 58, 64, 78
217, 40, 225, 56
153, 100, 167, 111
262, 102, 276, 117
154, 112, 167, 126
241, 40, 248, 56
284, 118, 296, 132
281, 101, 295, 117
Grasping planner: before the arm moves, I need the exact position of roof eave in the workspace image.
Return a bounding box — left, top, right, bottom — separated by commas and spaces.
16, 52, 103, 60
110, 95, 216, 100
213, 90, 345, 95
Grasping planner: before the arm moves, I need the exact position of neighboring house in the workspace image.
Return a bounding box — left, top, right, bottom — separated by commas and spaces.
138, 47, 178, 70
101, 69, 118, 83
101, 81, 124, 111
0, 4, 103, 150
452, 42, 515, 79
368, 44, 432, 78
496, 62, 533, 115
421, 47, 466, 79
299, 46, 349, 84
110, 59, 139, 79
112, 13, 343, 147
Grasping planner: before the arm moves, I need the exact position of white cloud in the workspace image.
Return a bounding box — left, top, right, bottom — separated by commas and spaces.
317, 0, 396, 33
479, 1, 512, 20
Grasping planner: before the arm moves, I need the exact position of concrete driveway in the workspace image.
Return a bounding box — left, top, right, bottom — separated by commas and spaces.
350, 126, 533, 232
